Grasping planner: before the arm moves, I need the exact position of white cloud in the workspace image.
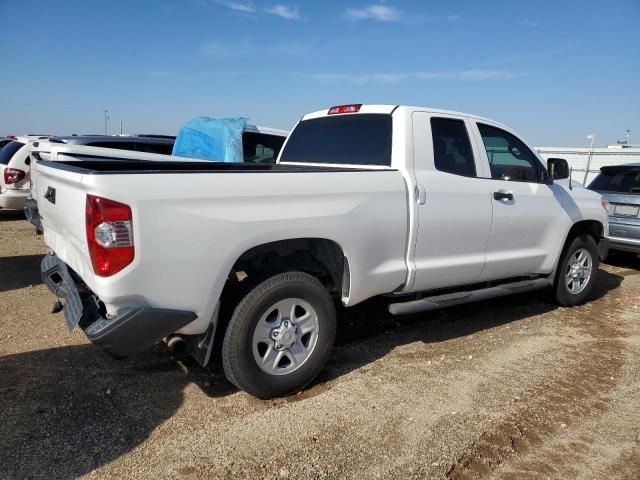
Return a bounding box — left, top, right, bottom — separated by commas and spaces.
215, 1, 256, 13
265, 4, 301, 20
345, 4, 402, 22
306, 70, 529, 84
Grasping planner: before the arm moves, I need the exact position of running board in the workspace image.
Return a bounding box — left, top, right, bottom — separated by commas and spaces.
388, 278, 552, 316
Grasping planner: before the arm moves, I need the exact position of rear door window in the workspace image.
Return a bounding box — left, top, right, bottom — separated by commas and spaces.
430, 117, 476, 177
590, 168, 640, 194
0, 141, 25, 165
279, 114, 392, 166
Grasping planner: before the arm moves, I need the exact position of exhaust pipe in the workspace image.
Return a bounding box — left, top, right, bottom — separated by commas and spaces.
166, 335, 187, 356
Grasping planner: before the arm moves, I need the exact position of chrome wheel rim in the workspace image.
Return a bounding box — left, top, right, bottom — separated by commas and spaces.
252, 298, 320, 375
564, 247, 593, 295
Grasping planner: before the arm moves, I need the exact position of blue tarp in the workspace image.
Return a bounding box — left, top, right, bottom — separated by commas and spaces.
172, 116, 248, 162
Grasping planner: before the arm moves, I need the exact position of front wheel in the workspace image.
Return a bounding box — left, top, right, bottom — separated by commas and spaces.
554, 234, 599, 307
222, 272, 336, 399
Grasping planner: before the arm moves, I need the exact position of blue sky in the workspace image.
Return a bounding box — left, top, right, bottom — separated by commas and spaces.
0, 0, 638, 146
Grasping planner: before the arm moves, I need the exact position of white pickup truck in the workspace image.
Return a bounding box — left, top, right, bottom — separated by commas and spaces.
35, 104, 609, 398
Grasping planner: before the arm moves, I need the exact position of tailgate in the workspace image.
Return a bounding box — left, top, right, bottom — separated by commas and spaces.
35, 162, 95, 284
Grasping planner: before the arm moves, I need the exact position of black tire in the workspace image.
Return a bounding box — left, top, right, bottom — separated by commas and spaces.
554, 234, 599, 307
222, 271, 336, 399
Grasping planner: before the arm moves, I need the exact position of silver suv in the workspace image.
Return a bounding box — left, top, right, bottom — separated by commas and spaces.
589, 163, 640, 253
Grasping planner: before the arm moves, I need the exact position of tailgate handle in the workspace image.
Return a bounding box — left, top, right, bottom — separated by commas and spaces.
45, 186, 56, 204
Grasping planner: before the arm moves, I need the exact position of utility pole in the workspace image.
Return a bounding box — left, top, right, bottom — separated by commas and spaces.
120, 121, 123, 135
584, 133, 596, 185
104, 110, 110, 135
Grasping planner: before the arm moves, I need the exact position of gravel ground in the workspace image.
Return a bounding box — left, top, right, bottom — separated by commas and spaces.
1, 209, 640, 480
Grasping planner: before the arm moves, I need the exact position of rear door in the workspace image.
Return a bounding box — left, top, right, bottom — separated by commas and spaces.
471, 122, 566, 280
410, 112, 492, 291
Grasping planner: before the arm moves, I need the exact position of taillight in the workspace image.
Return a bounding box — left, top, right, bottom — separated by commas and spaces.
327, 104, 362, 115
3, 168, 26, 185
85, 194, 134, 277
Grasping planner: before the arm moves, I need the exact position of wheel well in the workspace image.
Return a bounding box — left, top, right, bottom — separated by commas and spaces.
212, 239, 347, 355
228, 238, 346, 293
566, 220, 603, 243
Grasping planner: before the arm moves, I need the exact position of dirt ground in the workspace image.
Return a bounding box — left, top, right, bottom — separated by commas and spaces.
1, 208, 639, 480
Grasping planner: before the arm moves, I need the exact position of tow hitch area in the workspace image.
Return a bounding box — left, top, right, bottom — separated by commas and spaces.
41, 253, 89, 330
40, 253, 198, 357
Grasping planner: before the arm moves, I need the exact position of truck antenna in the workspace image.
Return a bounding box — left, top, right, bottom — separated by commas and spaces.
569, 167, 573, 190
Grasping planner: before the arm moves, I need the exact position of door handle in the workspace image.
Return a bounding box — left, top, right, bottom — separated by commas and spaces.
415, 184, 427, 205
493, 190, 513, 201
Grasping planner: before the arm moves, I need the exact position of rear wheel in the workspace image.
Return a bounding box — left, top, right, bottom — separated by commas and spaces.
554, 234, 599, 306
222, 272, 336, 399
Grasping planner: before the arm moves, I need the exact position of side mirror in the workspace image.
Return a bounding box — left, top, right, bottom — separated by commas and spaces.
547, 157, 570, 180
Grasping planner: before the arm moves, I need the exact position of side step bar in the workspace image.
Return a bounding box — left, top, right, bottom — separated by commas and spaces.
388, 278, 552, 316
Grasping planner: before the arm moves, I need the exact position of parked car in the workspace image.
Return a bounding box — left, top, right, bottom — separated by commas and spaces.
34, 104, 609, 398
25, 126, 287, 232
588, 163, 640, 253
0, 138, 36, 210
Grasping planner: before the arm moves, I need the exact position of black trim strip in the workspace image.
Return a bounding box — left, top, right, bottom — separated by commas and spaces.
37, 159, 397, 175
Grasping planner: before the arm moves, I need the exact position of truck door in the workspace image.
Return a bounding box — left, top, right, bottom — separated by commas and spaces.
470, 121, 566, 280
409, 112, 492, 292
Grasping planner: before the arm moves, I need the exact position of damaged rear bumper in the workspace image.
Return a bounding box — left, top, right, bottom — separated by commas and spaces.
24, 196, 43, 234
41, 253, 196, 358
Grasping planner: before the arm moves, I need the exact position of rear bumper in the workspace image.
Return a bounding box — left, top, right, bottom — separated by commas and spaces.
0, 188, 28, 210
41, 253, 196, 357
608, 235, 640, 254
24, 196, 43, 233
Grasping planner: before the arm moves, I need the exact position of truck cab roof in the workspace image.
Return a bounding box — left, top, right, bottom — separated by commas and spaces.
301, 104, 510, 131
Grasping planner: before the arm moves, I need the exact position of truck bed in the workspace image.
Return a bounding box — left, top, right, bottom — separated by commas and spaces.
34, 154, 410, 337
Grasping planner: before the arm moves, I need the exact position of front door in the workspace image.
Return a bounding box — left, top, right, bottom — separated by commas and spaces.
471, 122, 566, 280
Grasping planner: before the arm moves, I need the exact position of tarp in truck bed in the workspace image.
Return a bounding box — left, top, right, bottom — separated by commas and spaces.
172, 117, 248, 162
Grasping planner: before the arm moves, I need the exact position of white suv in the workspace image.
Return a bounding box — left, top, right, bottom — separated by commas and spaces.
0, 137, 40, 210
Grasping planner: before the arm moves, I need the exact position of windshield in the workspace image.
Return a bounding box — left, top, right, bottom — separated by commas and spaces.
279, 114, 392, 166
589, 167, 640, 194
0, 141, 25, 165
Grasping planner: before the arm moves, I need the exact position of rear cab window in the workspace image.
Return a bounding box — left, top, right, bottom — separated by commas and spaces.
279, 114, 392, 166
0, 141, 25, 165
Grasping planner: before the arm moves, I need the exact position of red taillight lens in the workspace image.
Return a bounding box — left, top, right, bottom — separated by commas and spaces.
3, 168, 26, 185
86, 194, 134, 277
327, 104, 362, 115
